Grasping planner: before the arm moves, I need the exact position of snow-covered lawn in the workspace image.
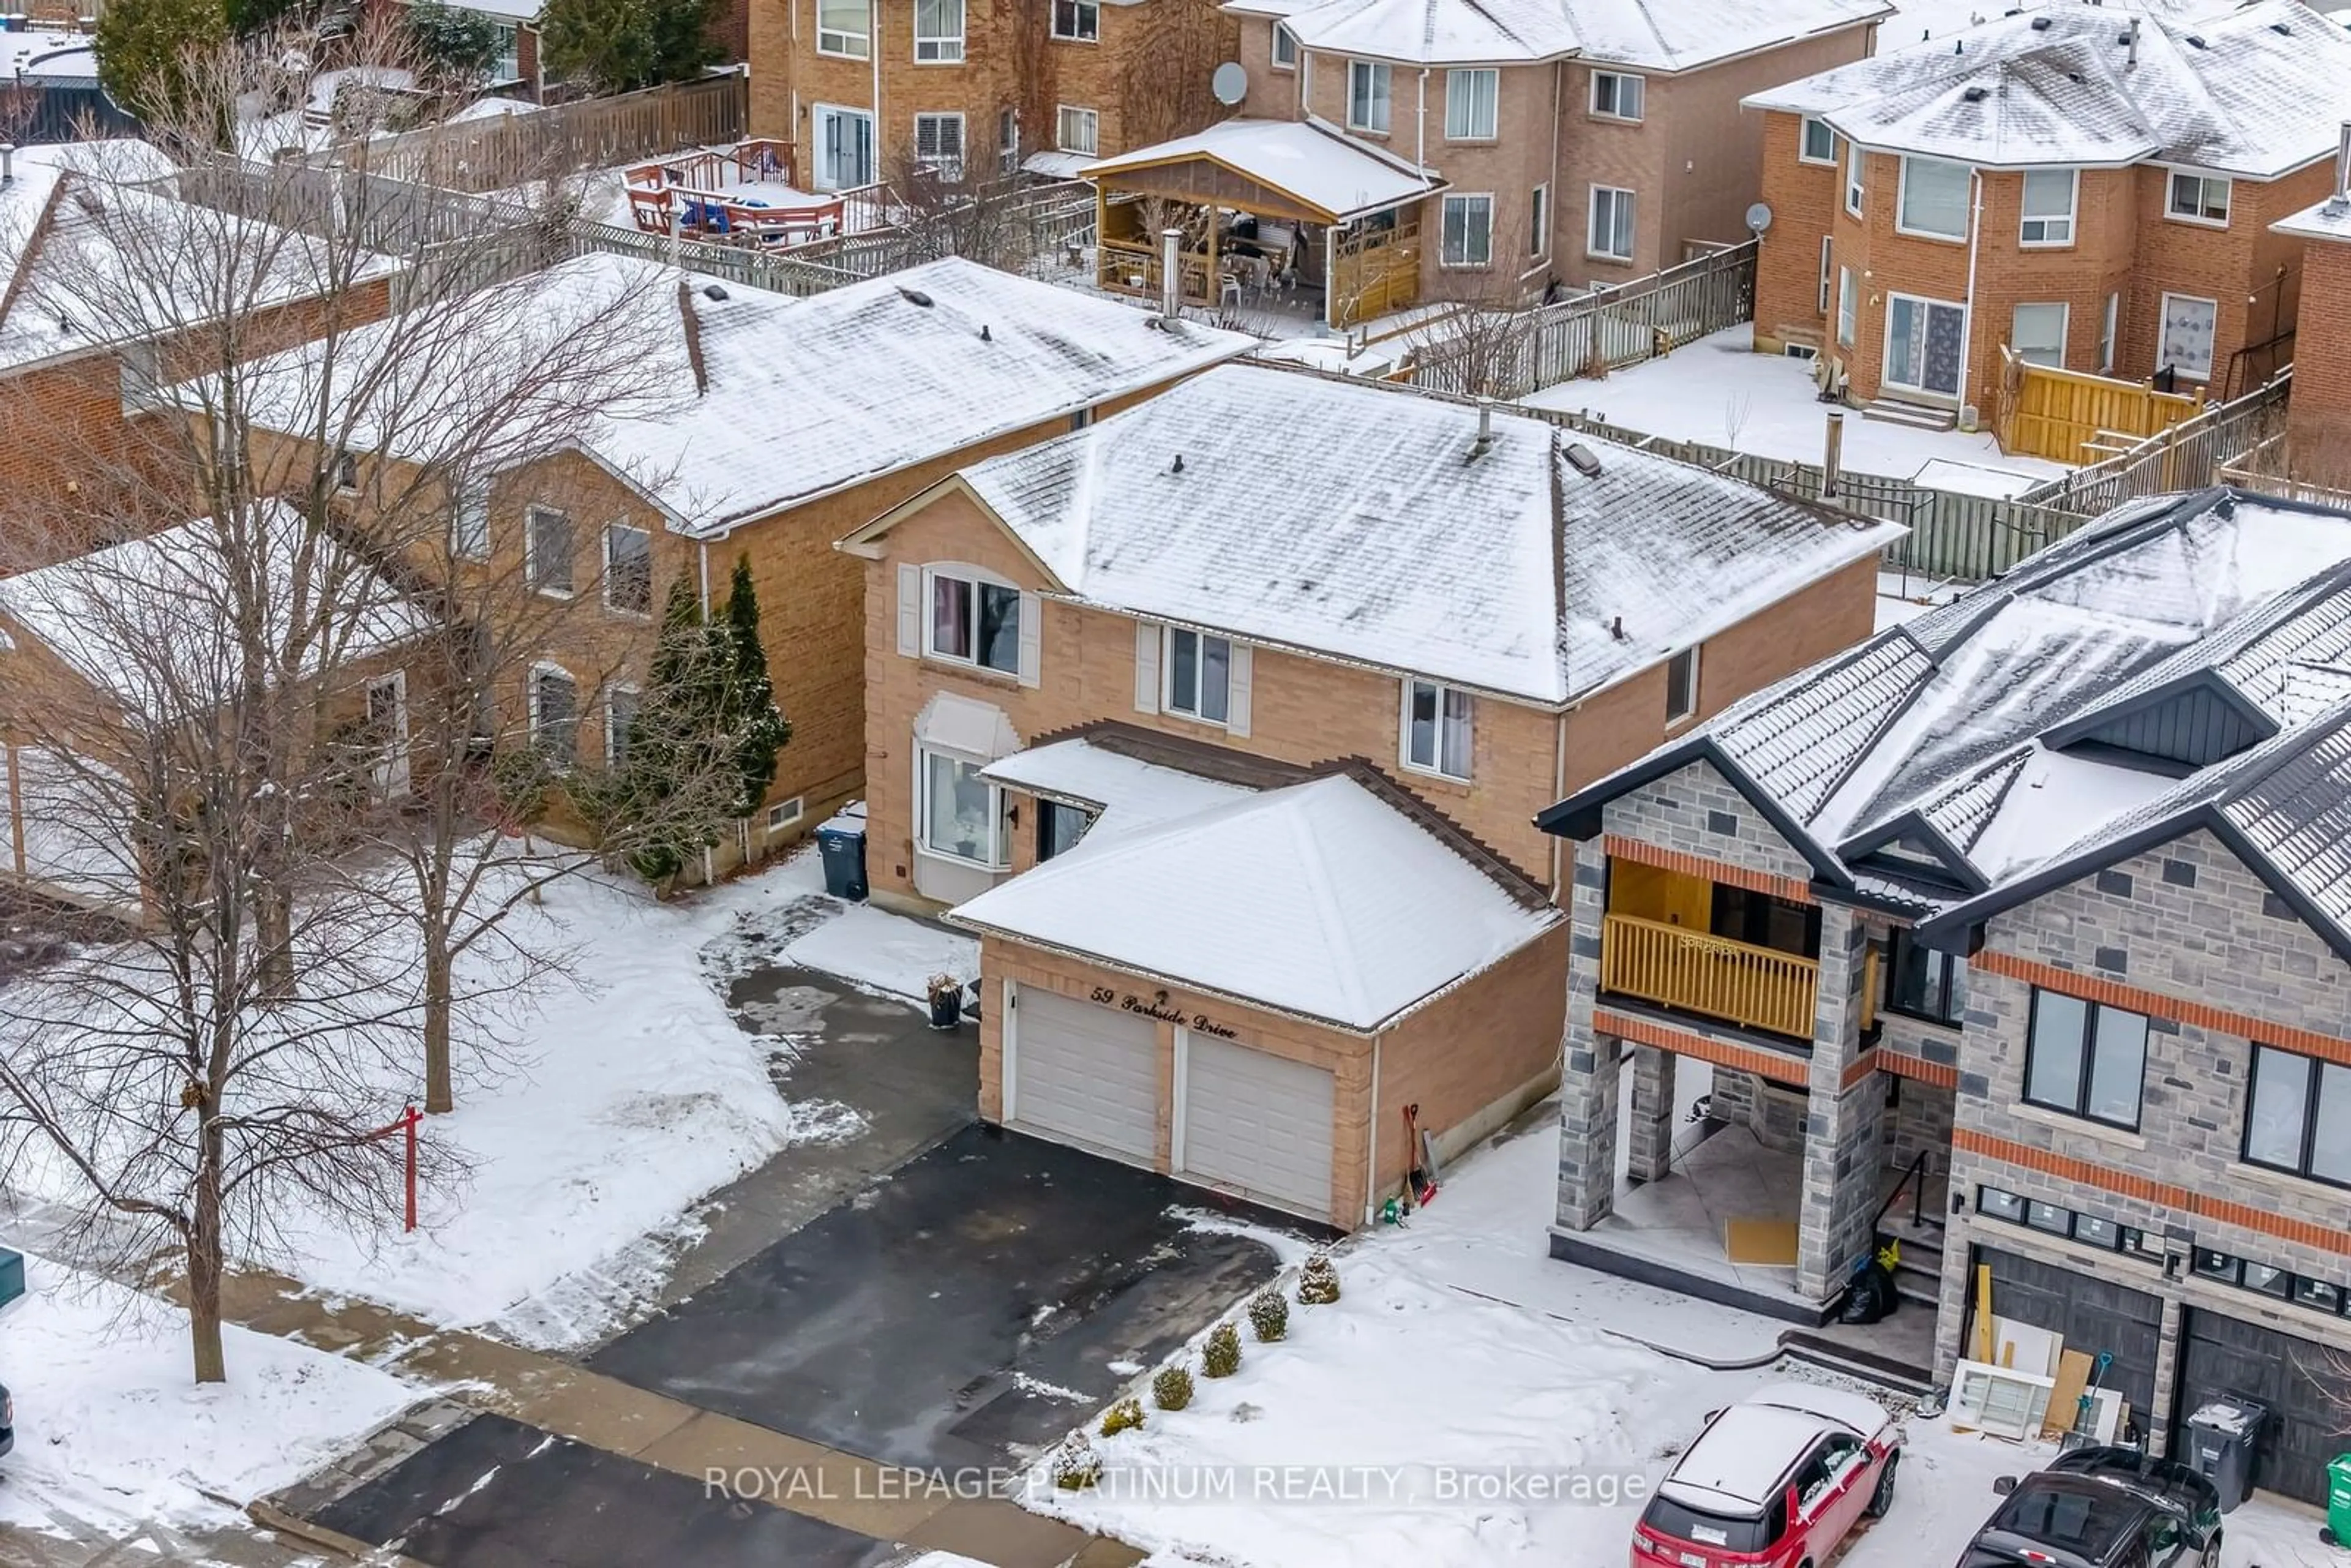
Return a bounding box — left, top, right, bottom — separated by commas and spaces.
1524, 325, 2069, 493
781, 901, 980, 1006
0, 1255, 415, 1536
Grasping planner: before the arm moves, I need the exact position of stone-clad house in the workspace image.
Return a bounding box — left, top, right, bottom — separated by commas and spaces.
836, 362, 1900, 1226
1539, 485, 2351, 1506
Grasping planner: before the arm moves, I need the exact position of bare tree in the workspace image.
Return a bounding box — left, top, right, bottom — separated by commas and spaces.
1400, 220, 1551, 397
876, 132, 1032, 273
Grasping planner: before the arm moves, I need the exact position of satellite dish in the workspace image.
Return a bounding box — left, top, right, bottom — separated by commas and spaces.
1745, 201, 1774, 234
1212, 61, 1249, 105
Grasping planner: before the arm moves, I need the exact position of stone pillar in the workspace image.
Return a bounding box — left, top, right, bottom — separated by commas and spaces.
1932, 1198, 1978, 1384
1797, 906, 1887, 1303
1557, 838, 1621, 1230
1626, 1045, 1677, 1184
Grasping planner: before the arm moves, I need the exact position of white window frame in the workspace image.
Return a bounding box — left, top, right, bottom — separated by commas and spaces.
922, 565, 1022, 675
525, 505, 573, 598
1348, 59, 1392, 134
2099, 290, 2120, 373
1665, 647, 1700, 724
912, 0, 963, 61
602, 521, 653, 616
1163, 626, 1233, 726
997, 105, 1019, 173
1272, 20, 1296, 68
2158, 291, 2218, 381
2167, 171, 2230, 228
815, 0, 868, 59
812, 103, 876, 189
2019, 168, 2076, 247
914, 111, 965, 176
1050, 0, 1098, 41
1589, 69, 1643, 122
1817, 236, 1832, 316
1844, 140, 1865, 217
1799, 115, 1836, 165
1837, 264, 1857, 349
1444, 67, 1498, 140
1529, 182, 1548, 258
1056, 103, 1098, 155
1882, 292, 1967, 396
334, 452, 359, 492
2011, 302, 2069, 369
916, 744, 1011, 869
1895, 155, 1971, 241
1588, 184, 1635, 263
1440, 192, 1493, 268
1401, 679, 1474, 781
528, 662, 579, 761
604, 684, 640, 768
766, 796, 806, 832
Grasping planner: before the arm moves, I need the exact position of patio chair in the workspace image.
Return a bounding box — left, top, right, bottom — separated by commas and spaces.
1219, 271, 1243, 310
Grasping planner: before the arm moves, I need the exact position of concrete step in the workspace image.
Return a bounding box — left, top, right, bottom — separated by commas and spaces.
1862, 397, 1959, 431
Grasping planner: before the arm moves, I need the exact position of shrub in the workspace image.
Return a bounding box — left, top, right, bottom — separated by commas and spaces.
1296, 1252, 1341, 1305
1098, 1396, 1144, 1437
1049, 1433, 1103, 1490
1247, 1287, 1289, 1342
1152, 1364, 1194, 1411
1201, 1322, 1242, 1378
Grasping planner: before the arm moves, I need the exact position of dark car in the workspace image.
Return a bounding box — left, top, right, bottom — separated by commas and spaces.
1957, 1446, 2223, 1568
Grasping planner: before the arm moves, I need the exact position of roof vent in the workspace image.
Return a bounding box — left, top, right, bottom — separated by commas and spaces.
1171, 453, 1184, 475
2067, 70, 2084, 82
1610, 615, 1625, 640
2030, 13, 2050, 27
1470, 397, 1494, 459
702, 283, 729, 301
2270, 20, 2290, 33
1565, 443, 1603, 478
980, 323, 992, 341
2184, 32, 2204, 47
896, 286, 936, 307
1963, 84, 1990, 101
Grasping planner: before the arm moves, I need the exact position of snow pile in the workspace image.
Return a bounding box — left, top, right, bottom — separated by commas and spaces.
782, 904, 979, 1004
0, 1255, 415, 1534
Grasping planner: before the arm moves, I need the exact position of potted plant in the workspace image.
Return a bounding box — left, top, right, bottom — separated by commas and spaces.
926, 972, 964, 1030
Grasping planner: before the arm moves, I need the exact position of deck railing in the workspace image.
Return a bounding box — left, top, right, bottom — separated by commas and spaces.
1601, 912, 1818, 1039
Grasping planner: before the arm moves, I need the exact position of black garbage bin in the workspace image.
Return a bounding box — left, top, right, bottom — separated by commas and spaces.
2181, 1395, 2268, 1512
814, 811, 868, 901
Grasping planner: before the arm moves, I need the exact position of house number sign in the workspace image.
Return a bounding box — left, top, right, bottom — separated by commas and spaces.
1088, 986, 1239, 1038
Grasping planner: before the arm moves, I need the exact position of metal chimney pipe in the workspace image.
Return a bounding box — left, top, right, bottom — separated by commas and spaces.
1477, 396, 1493, 446
2126, 16, 2140, 68
1160, 227, 1183, 320
1823, 410, 1845, 499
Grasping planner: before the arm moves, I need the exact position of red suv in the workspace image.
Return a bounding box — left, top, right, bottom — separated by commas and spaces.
1632, 1383, 1902, 1568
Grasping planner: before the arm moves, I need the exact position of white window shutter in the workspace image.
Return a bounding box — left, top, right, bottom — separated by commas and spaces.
1016, 591, 1041, 688
1134, 620, 1160, 713
896, 563, 921, 656
1226, 642, 1253, 737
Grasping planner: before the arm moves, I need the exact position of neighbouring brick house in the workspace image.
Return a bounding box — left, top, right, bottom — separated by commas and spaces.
1745, 0, 2351, 422
1540, 485, 2351, 1506
1082, 0, 1883, 321
835, 362, 1900, 1225
2274, 135, 2351, 478
746, 0, 1239, 190
230, 253, 1251, 869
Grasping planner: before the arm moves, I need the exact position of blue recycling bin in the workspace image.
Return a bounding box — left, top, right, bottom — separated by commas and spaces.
0, 1247, 23, 1309
814, 813, 868, 902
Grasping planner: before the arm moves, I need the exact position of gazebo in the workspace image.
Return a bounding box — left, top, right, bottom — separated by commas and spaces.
1081, 118, 1446, 329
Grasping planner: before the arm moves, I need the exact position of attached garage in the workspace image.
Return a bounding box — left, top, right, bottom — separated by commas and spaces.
1973, 1244, 2165, 1423
1177, 1033, 1337, 1221
1005, 986, 1158, 1165
2175, 1307, 2351, 1505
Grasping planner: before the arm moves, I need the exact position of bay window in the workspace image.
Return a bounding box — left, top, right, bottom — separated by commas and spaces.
920, 748, 1011, 866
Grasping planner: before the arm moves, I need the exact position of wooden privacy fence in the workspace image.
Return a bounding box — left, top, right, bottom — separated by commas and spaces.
321, 73, 749, 192
2011, 372, 2293, 518
1408, 239, 1755, 398
1995, 347, 2205, 464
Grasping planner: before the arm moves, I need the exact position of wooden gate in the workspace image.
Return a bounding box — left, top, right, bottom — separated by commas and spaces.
1996, 348, 2204, 464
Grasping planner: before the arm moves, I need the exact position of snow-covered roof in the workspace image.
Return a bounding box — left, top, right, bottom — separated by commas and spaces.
1250, 0, 1886, 69
1082, 118, 1441, 221
1542, 487, 2351, 958
979, 738, 1254, 847
5, 29, 97, 78
1745, 0, 2351, 176
2274, 189, 2351, 242
949, 772, 1558, 1030
889, 364, 1901, 707
0, 502, 436, 722
227, 253, 1254, 537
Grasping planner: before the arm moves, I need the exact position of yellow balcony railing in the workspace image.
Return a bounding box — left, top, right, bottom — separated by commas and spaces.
1601, 912, 1820, 1039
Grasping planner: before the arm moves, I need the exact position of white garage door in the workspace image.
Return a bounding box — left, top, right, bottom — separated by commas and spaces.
7, 748, 140, 911
1007, 986, 1159, 1163
1178, 1034, 1336, 1220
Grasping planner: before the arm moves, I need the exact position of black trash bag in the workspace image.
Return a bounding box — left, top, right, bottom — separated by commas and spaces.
1839, 1259, 1899, 1325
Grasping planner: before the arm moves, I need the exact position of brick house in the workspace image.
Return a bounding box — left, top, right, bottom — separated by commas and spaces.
746, 0, 1239, 189
1540, 486, 2351, 1504
835, 362, 1900, 1225
1744, 0, 2351, 422
231, 253, 1251, 867
2274, 135, 2351, 477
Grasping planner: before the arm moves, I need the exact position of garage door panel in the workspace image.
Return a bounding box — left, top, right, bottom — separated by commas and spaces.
1179, 1035, 1334, 1221
1009, 988, 1158, 1164
1976, 1246, 2163, 1421
2177, 1307, 2350, 1506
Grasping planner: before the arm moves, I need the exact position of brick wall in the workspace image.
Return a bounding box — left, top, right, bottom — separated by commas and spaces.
2287, 234, 2351, 470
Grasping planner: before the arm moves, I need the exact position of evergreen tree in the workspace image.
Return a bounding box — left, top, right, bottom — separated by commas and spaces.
93, 0, 231, 126
719, 556, 791, 818
408, 1, 506, 81
537, 0, 722, 93
617, 574, 729, 881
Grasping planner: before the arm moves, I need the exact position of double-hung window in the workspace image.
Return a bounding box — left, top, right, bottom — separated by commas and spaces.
926, 568, 1021, 674
1403, 679, 1472, 780
1588, 186, 1635, 261
2019, 168, 2075, 245
604, 522, 651, 615
1799, 116, 1836, 165
1884, 928, 1967, 1026
1348, 60, 1392, 133
2243, 1044, 2351, 1187
816, 0, 868, 58
2168, 171, 2230, 225
1445, 68, 1498, 139
1897, 156, 1970, 239
1441, 194, 1492, 266
1589, 70, 1643, 121
1057, 105, 1099, 155
1051, 0, 1097, 39
918, 748, 1010, 867
1164, 627, 1231, 724
2023, 989, 2148, 1129
527, 506, 574, 597
529, 665, 579, 761
913, 0, 963, 61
